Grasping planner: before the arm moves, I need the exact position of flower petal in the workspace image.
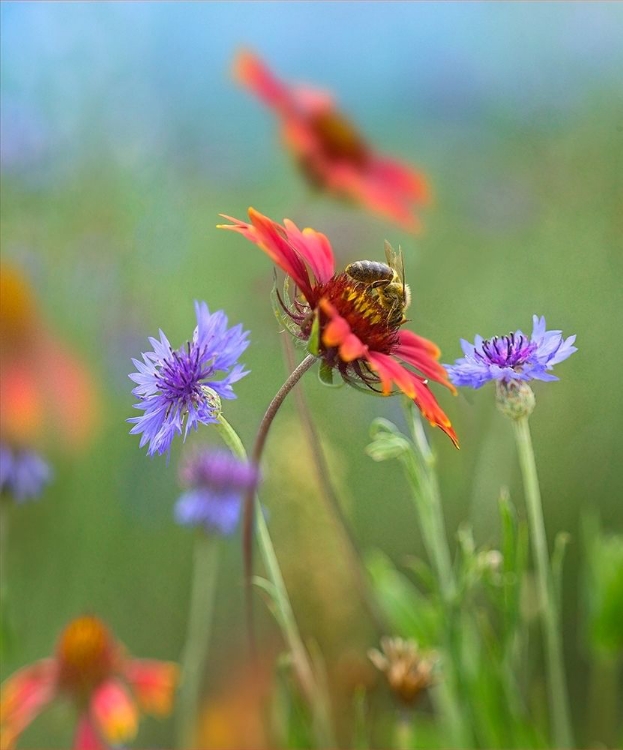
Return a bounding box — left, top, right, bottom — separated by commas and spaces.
365, 351, 416, 398
233, 50, 292, 112
73, 715, 106, 750
282, 220, 335, 285
395, 330, 456, 393
124, 659, 179, 717
91, 680, 138, 744
366, 351, 458, 448
319, 299, 367, 361
323, 162, 422, 233
218, 210, 315, 302
0, 659, 56, 748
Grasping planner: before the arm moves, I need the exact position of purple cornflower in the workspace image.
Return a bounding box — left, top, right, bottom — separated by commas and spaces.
128, 302, 250, 456
445, 315, 577, 389
175, 448, 260, 535
0, 443, 52, 502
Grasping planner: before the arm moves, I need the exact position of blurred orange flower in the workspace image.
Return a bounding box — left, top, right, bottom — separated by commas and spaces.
234, 51, 430, 232
0, 264, 99, 452
0, 615, 178, 750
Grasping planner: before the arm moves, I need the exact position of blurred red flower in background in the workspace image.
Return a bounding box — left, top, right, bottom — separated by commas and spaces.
234, 51, 430, 232
0, 264, 100, 454
0, 615, 178, 749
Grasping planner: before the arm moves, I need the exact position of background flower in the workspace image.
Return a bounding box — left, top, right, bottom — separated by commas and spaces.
0, 443, 52, 503
128, 302, 250, 457
234, 50, 429, 232
175, 448, 260, 535
0, 615, 178, 750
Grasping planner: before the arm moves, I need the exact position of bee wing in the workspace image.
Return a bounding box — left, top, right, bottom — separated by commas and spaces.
384, 241, 407, 305
383, 240, 399, 269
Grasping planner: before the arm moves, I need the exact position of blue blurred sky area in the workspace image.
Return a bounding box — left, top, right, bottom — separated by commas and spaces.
2, 1, 623, 180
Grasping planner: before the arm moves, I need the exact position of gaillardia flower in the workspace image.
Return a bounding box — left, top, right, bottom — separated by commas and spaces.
0, 443, 52, 503
218, 209, 458, 447
445, 315, 577, 389
0, 615, 178, 750
175, 448, 260, 535
234, 51, 430, 232
0, 263, 99, 452
128, 302, 250, 457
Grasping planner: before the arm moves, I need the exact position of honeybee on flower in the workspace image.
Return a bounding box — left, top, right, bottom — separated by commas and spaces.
219, 209, 458, 447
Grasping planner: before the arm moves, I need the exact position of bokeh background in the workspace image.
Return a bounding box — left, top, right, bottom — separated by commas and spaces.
1, 2, 622, 747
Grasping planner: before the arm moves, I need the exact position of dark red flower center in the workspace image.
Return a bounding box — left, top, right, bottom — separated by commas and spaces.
318, 273, 401, 353
308, 110, 369, 167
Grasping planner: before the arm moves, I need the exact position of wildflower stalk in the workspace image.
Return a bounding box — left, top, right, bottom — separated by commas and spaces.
512, 416, 574, 748
283, 338, 388, 633
217, 409, 335, 747
0, 501, 10, 654
407, 407, 475, 745
403, 405, 472, 747
240, 353, 317, 641
407, 407, 456, 603
176, 533, 220, 750
394, 711, 414, 750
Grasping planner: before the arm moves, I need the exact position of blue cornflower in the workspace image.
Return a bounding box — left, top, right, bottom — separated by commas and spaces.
128, 302, 250, 456
446, 315, 577, 389
0, 443, 52, 502
175, 448, 260, 535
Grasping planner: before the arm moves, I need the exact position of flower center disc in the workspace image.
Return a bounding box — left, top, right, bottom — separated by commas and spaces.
309, 110, 369, 167
57, 616, 115, 692
319, 274, 400, 354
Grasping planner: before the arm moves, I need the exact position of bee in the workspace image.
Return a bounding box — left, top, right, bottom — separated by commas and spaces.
344, 242, 411, 328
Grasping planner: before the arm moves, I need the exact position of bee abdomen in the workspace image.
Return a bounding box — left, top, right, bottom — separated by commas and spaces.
344, 261, 394, 284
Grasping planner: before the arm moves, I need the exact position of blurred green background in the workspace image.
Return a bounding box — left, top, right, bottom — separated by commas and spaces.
1, 2, 622, 747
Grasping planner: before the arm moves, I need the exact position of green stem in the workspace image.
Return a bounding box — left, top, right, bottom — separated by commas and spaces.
176, 534, 220, 750
217, 414, 335, 747
408, 409, 456, 604
255, 506, 334, 746
394, 710, 414, 750
513, 417, 574, 748
0, 499, 12, 658
404, 405, 471, 748
0, 500, 8, 610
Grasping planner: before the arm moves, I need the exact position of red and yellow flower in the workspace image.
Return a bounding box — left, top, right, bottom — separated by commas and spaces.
0, 264, 99, 452
218, 209, 458, 447
0, 615, 178, 750
234, 51, 430, 232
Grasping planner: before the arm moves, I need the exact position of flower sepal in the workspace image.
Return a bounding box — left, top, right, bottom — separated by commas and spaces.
318, 360, 344, 388
495, 380, 536, 420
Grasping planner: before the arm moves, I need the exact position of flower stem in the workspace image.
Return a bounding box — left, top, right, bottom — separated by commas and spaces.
241, 354, 317, 648
404, 405, 471, 748
176, 533, 220, 750
513, 416, 574, 748
282, 338, 389, 634
408, 408, 456, 604
218, 410, 335, 747
0, 500, 10, 657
